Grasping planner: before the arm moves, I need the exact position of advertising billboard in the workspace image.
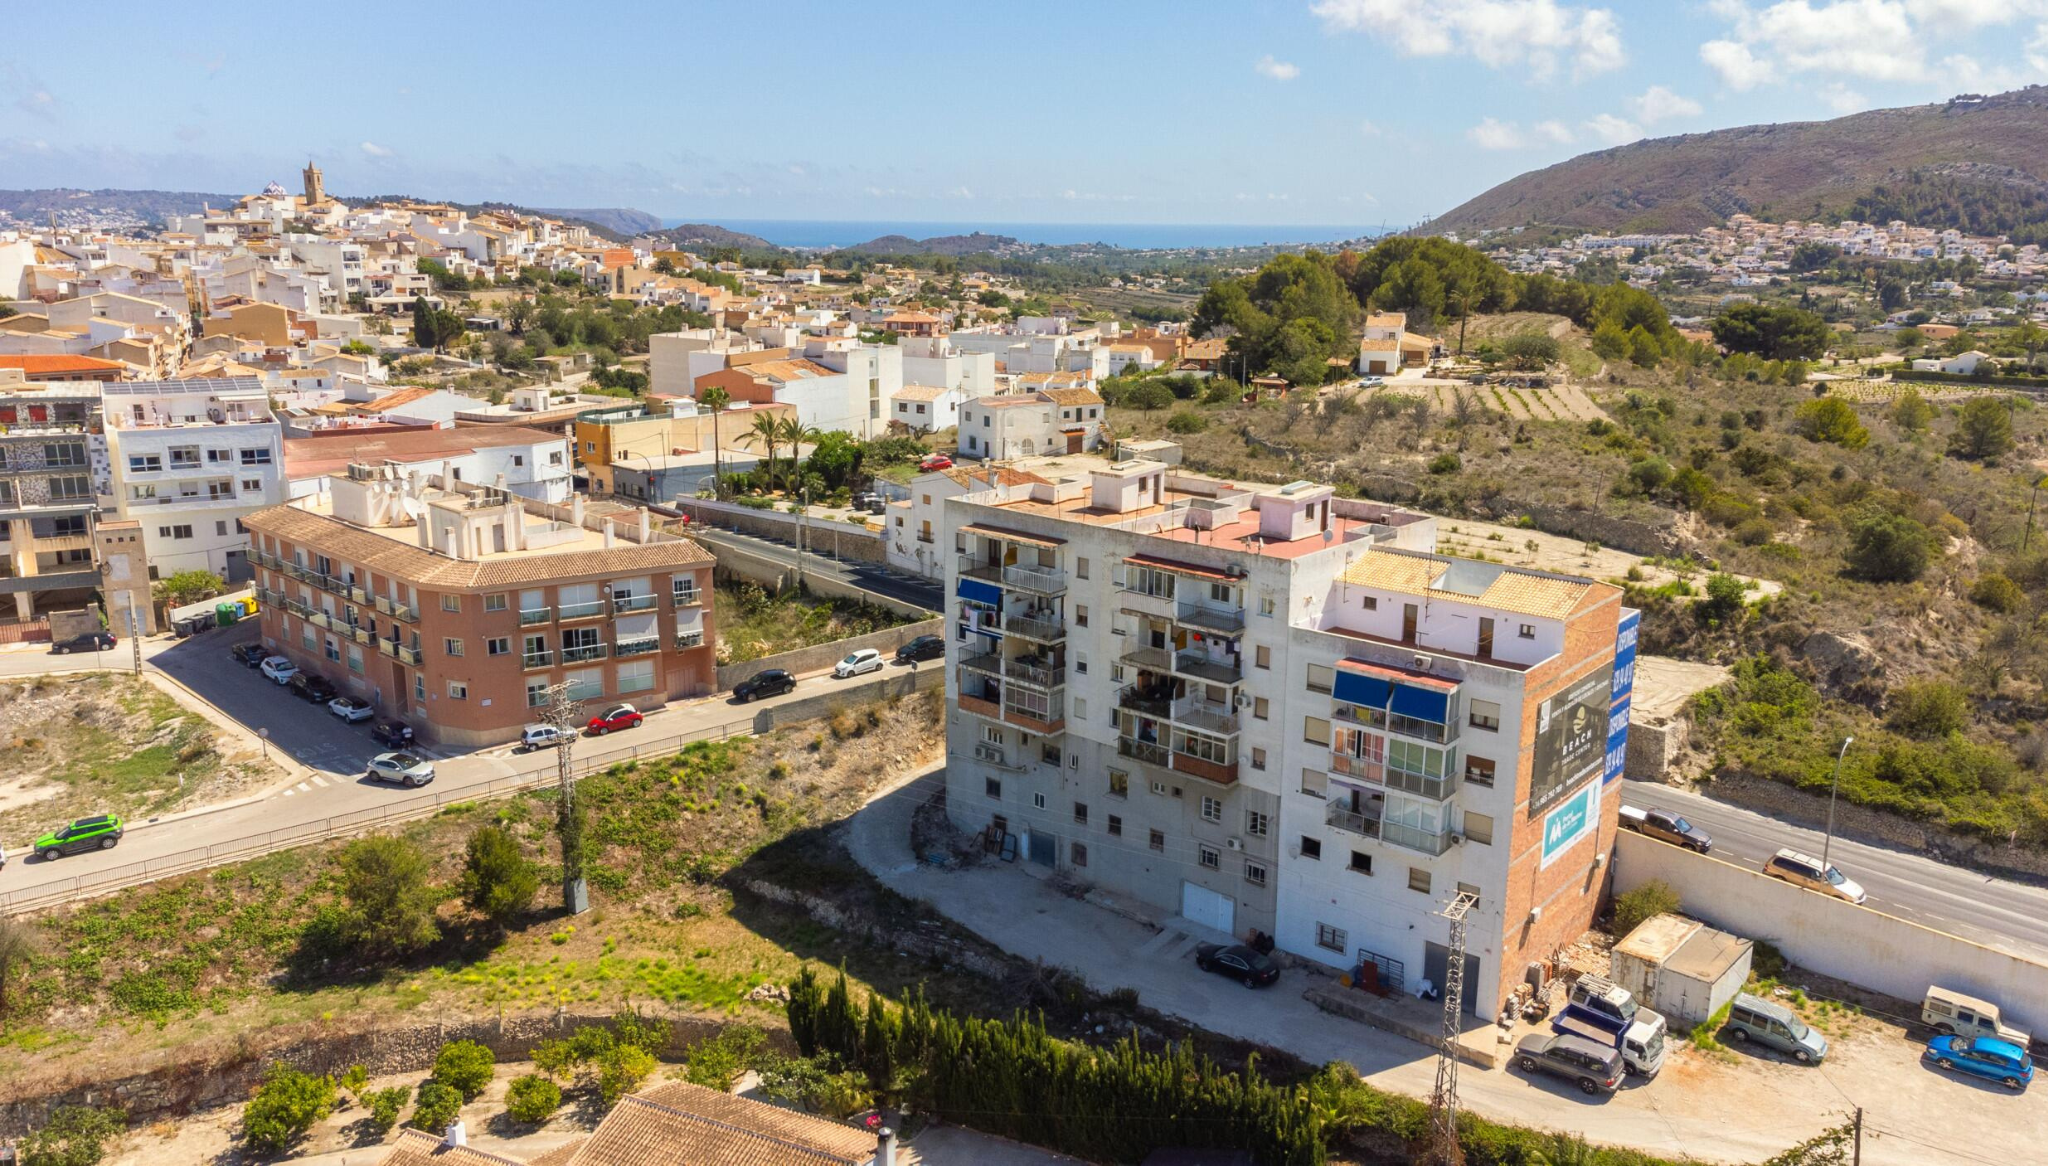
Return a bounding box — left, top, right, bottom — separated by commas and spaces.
1530, 665, 1614, 813
1540, 777, 1602, 869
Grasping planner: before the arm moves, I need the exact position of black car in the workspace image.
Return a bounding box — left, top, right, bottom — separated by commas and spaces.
734, 669, 797, 703
1194, 943, 1281, 988
50, 631, 116, 655
370, 720, 415, 748
894, 635, 945, 664
230, 642, 269, 668
288, 672, 339, 703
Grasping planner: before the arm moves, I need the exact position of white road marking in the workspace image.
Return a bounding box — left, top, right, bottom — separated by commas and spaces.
294, 781, 310, 793
310, 775, 328, 788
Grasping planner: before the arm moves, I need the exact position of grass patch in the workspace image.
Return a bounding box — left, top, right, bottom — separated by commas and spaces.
714, 582, 916, 665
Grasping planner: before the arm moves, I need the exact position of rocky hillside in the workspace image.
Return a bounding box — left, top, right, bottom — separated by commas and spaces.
530, 206, 663, 236
641, 222, 779, 251
1430, 86, 2048, 235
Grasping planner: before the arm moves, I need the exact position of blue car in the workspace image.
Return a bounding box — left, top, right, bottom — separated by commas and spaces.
1924, 1034, 2034, 1091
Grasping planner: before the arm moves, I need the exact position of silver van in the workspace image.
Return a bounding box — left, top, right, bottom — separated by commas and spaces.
1725, 992, 1827, 1064
1923, 985, 2032, 1047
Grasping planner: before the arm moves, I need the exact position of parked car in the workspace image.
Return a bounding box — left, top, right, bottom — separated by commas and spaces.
366, 752, 434, 787
850, 491, 879, 510
289, 672, 339, 704
1923, 985, 2032, 1048
1724, 992, 1828, 1064
919, 453, 954, 471
894, 635, 945, 664
50, 631, 115, 655
517, 724, 570, 752
586, 703, 643, 735
834, 648, 885, 678
1925, 1034, 2034, 1091
1762, 848, 1866, 904
1514, 1033, 1626, 1095
1618, 804, 1713, 854
329, 695, 375, 722
370, 720, 415, 749
734, 669, 797, 703
1192, 943, 1280, 989
259, 656, 298, 684
230, 642, 269, 668
864, 496, 887, 515
34, 815, 124, 860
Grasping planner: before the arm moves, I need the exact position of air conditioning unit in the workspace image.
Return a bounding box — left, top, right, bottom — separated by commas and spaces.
1225, 837, 1244, 852
973, 744, 1004, 764
1449, 833, 1465, 846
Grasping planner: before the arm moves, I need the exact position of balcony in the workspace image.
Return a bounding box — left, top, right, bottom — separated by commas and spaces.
958, 652, 1002, 677
1002, 611, 1064, 642
523, 649, 554, 670
558, 600, 604, 621
1329, 751, 1382, 782
374, 595, 393, 615
1382, 819, 1455, 856
1174, 649, 1241, 685
1171, 749, 1238, 786
674, 630, 705, 649
1116, 736, 1170, 768
1004, 704, 1065, 734
390, 604, 419, 624
1117, 586, 1177, 620
671, 586, 702, 607
1117, 685, 1171, 719
1335, 702, 1460, 745
959, 691, 1002, 720
1120, 644, 1173, 673
612, 594, 657, 614
379, 638, 399, 659
1171, 694, 1240, 736
351, 626, 373, 646
561, 642, 609, 663
614, 637, 660, 657
1326, 802, 1382, 839
519, 607, 552, 625
394, 645, 422, 666
1175, 602, 1246, 635
999, 563, 1066, 595
349, 585, 368, 605
1002, 656, 1064, 690
1384, 766, 1458, 802
308, 611, 332, 630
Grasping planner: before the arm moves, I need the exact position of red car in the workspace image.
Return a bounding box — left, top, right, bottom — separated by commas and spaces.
919, 453, 954, 471
586, 703, 643, 735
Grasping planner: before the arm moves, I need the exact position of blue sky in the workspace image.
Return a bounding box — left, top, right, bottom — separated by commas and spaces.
3, 1, 2045, 229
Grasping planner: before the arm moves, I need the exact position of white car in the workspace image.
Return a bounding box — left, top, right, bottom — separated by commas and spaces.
329, 695, 375, 722
517, 724, 569, 752
259, 656, 298, 684
834, 648, 884, 678
366, 752, 434, 787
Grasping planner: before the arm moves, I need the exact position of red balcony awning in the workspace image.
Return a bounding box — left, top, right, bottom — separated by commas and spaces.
1124, 553, 1233, 582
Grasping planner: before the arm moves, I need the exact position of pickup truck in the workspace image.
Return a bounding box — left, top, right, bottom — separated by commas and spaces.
1618, 804, 1713, 854
1553, 1008, 1667, 1078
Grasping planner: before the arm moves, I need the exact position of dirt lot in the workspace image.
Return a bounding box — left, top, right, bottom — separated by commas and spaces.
715, 582, 918, 665
1434, 516, 1785, 601
1341, 378, 1613, 425
0, 673, 272, 845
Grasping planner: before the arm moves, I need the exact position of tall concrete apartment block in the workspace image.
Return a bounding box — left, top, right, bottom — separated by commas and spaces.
103, 377, 287, 581
0, 373, 109, 623
245, 464, 715, 748
941, 460, 1633, 1019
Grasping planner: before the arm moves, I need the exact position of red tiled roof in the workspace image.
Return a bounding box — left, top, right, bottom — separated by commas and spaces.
0, 355, 125, 374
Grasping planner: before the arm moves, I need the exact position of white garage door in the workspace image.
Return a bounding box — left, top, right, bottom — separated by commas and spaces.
1181, 881, 1236, 935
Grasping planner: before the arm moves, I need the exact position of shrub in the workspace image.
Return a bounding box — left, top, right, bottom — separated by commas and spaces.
409, 1082, 462, 1134
1949, 396, 2014, 460
364, 1087, 408, 1136
1427, 452, 1462, 475
504, 1074, 563, 1124
19, 1105, 124, 1166
596, 1044, 656, 1108
1891, 389, 1934, 433
459, 826, 537, 926
1165, 410, 1206, 434
1732, 517, 1774, 546
1701, 572, 1747, 620
433, 1040, 497, 1102
1612, 880, 1680, 938
336, 835, 442, 957
1792, 397, 1869, 448
1845, 512, 1935, 582
1886, 680, 1971, 739
1970, 572, 2026, 613
1625, 456, 1672, 494
242, 1064, 337, 1155
683, 1025, 767, 1092
338, 1064, 369, 1104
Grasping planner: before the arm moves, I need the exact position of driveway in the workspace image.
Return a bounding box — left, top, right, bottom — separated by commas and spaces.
846, 768, 2045, 1166
152, 623, 388, 781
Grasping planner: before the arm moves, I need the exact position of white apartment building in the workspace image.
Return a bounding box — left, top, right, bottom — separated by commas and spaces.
104, 377, 287, 581
900, 335, 995, 398
889, 384, 963, 434
956, 388, 1106, 460
941, 463, 1634, 1018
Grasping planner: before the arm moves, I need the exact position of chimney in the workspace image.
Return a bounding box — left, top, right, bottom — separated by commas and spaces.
444, 1119, 467, 1148
638, 508, 650, 542
603, 518, 615, 549
876, 1126, 896, 1166
571, 494, 585, 526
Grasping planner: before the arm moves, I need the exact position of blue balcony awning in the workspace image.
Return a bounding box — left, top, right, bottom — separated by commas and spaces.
957, 577, 1001, 606
1334, 658, 1456, 723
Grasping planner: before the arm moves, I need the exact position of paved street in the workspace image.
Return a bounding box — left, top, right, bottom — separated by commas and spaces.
1619, 778, 2048, 962
691, 524, 943, 610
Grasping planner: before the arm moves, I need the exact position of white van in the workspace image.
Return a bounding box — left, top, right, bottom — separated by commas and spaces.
1923, 985, 2031, 1048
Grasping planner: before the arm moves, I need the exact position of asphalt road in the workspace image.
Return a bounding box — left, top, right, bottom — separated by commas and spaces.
1619, 778, 2048, 961
691, 524, 942, 611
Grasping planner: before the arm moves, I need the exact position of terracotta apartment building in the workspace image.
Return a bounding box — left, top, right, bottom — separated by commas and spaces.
246, 463, 715, 747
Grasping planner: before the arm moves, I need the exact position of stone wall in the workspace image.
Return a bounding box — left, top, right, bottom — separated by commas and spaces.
1624, 716, 1689, 780
718, 618, 943, 690
1707, 771, 2048, 881
700, 535, 933, 620
750, 668, 943, 733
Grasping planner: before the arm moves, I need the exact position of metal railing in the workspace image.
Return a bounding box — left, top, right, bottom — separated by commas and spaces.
519, 607, 552, 625
674, 631, 705, 649
1326, 802, 1382, 838
1003, 612, 1065, 641
1001, 564, 1066, 594
671, 587, 702, 607
558, 600, 604, 621
1175, 603, 1246, 635
1171, 694, 1240, 736
1174, 650, 1241, 684
612, 594, 657, 614
523, 650, 554, 669
1117, 736, 1170, 767
1381, 819, 1455, 856
561, 642, 608, 663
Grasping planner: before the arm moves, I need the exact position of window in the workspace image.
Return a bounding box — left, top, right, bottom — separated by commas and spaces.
1149, 829, 1165, 852
1149, 780, 1168, 796
1254, 644, 1271, 670
1245, 862, 1268, 886
239, 448, 273, 465
1361, 595, 1379, 610
415, 673, 426, 703
441, 594, 461, 612
1350, 851, 1373, 875
1303, 715, 1330, 746
1316, 923, 1347, 953
1200, 796, 1223, 823
158, 524, 192, 540
487, 637, 511, 656
347, 646, 364, 673
617, 658, 656, 693
1071, 842, 1088, 868
1518, 623, 1536, 639
1076, 557, 1089, 580
168, 445, 199, 467
215, 521, 228, 537
1074, 605, 1088, 628
443, 638, 464, 657
1250, 747, 1266, 770
1300, 836, 1322, 860
324, 637, 340, 662
1198, 845, 1220, 870
1300, 768, 1328, 799
448, 680, 469, 701
484, 593, 509, 612
1408, 867, 1432, 894
1073, 801, 1088, 825
527, 680, 549, 708
1107, 814, 1123, 837
1032, 792, 1047, 810
1239, 810, 1268, 839
1462, 811, 1494, 846
1108, 769, 1128, 798
1457, 882, 1483, 909
243, 479, 262, 492
1042, 742, 1061, 766
1253, 697, 1269, 720
301, 626, 316, 651
1464, 756, 1496, 787
1259, 595, 1276, 618
1469, 699, 1501, 731
127, 454, 162, 473
986, 777, 1002, 800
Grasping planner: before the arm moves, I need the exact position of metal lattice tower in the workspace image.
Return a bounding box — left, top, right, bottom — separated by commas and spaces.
1423, 890, 1480, 1166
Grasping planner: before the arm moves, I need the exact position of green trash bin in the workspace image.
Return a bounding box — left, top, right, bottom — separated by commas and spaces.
214, 601, 239, 627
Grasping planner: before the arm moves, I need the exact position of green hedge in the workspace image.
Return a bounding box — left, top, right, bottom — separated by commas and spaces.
1885, 367, 2046, 389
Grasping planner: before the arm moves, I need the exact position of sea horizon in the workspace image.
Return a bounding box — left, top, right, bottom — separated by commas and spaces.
663, 218, 1385, 251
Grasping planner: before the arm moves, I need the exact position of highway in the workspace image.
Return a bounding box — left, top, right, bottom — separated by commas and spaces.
1620, 778, 2048, 961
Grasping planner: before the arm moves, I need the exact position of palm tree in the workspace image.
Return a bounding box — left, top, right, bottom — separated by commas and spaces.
698, 386, 731, 494
742, 413, 782, 493
775, 416, 822, 493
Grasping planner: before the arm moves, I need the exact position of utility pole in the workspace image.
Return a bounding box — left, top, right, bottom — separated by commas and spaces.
2024, 474, 2046, 553
128, 604, 141, 673
795, 484, 810, 594
1852, 1106, 1863, 1166
1421, 890, 1480, 1166
540, 680, 590, 914
1820, 735, 1854, 873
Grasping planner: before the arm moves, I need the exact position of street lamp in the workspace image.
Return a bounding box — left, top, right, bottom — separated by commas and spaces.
1820, 735, 1854, 871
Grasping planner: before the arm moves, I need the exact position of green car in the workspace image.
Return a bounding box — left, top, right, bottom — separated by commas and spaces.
35, 815, 124, 860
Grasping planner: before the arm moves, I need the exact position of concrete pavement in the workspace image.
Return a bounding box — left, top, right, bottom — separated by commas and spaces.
690, 523, 943, 611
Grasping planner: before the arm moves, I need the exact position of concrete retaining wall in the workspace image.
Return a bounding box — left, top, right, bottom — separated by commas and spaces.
700, 535, 934, 621
672, 497, 886, 564
751, 668, 942, 734
1624, 716, 1688, 780
1612, 831, 2048, 1033
719, 618, 943, 690
1706, 771, 2048, 881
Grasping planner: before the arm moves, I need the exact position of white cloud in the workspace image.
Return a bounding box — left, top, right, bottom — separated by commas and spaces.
1313, 0, 1625, 78
1702, 0, 2048, 89
1254, 54, 1301, 80
1699, 38, 1772, 89
1466, 117, 1526, 150
2030, 23, 2048, 73
1628, 84, 1703, 124
1358, 118, 1383, 137
1583, 113, 1644, 145
1535, 119, 1577, 144
359, 141, 392, 157
1817, 82, 1869, 111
